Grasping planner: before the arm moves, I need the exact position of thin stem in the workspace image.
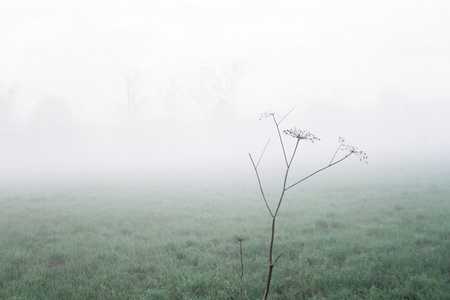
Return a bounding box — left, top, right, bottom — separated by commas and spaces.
274, 139, 299, 217
239, 241, 244, 300
274, 186, 287, 218
268, 217, 276, 266
288, 139, 300, 168
278, 106, 296, 125
330, 141, 344, 165
273, 115, 288, 167
273, 167, 289, 218
257, 138, 271, 168
249, 153, 274, 217
285, 153, 353, 191
263, 217, 276, 300
273, 252, 283, 265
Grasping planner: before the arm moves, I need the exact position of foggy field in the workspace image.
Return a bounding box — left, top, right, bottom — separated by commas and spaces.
2, 1, 450, 299
1, 173, 448, 299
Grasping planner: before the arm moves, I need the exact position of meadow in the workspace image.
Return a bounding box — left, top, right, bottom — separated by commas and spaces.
0, 170, 449, 299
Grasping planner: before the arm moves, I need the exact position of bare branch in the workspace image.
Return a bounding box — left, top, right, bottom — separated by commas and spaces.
330, 138, 345, 165
273, 252, 283, 265
273, 139, 299, 217
273, 115, 289, 167
249, 153, 274, 217
278, 106, 296, 125
285, 153, 353, 191
288, 139, 300, 168
256, 138, 271, 168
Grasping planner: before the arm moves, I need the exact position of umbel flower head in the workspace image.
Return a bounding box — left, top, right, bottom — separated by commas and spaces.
234, 235, 249, 242
284, 128, 320, 142
259, 112, 276, 120
339, 137, 368, 163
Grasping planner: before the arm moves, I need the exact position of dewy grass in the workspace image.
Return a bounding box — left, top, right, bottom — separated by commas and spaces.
0, 174, 448, 299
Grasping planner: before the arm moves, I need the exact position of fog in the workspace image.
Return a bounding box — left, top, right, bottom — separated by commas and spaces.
1, 0, 449, 186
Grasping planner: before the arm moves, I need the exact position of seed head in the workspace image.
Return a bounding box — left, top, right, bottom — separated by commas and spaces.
234, 235, 249, 242
259, 112, 276, 120
341, 141, 368, 163
284, 128, 320, 142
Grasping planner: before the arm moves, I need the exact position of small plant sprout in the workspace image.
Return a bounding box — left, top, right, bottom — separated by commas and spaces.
248, 110, 367, 299
234, 235, 249, 300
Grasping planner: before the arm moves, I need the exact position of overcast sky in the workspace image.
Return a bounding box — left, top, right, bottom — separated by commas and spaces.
2, 0, 449, 107
1, 0, 449, 181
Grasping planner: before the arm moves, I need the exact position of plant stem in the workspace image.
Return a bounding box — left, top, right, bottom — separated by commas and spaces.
239, 240, 244, 300
274, 139, 299, 217
285, 153, 353, 191
330, 140, 344, 165
273, 115, 288, 167
263, 217, 276, 300
249, 153, 274, 217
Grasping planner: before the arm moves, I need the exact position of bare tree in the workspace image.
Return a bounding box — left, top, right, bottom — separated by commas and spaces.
121, 70, 149, 119
28, 96, 72, 130
212, 61, 248, 116
0, 81, 19, 125
159, 78, 179, 115
221, 61, 248, 110
192, 61, 248, 121
248, 110, 367, 299
192, 66, 214, 119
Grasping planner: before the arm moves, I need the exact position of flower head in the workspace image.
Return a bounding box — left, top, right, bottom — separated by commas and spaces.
234, 235, 249, 242
339, 138, 368, 163
284, 128, 320, 142
259, 112, 276, 120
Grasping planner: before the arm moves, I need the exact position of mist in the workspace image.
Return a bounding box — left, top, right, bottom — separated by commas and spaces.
1, 0, 449, 186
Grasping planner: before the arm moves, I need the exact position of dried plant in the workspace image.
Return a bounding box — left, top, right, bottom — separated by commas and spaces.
248, 109, 367, 299
235, 235, 249, 300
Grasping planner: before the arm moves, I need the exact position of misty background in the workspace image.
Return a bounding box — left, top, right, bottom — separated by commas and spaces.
1, 0, 449, 186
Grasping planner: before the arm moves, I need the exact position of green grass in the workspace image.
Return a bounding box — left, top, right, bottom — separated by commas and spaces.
0, 173, 449, 299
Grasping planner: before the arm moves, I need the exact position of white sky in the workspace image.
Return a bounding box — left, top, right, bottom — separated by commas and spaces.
2, 0, 449, 108
1, 0, 449, 178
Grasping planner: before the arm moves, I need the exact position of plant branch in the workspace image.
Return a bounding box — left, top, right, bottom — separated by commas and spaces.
273, 139, 299, 217
257, 138, 271, 168
263, 217, 277, 300
330, 140, 344, 165
249, 153, 274, 217
273, 252, 283, 265
285, 153, 353, 191
272, 115, 289, 167
288, 139, 300, 168
278, 106, 295, 125
239, 240, 244, 300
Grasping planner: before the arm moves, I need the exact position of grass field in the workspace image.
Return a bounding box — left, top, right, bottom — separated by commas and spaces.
0, 169, 449, 299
